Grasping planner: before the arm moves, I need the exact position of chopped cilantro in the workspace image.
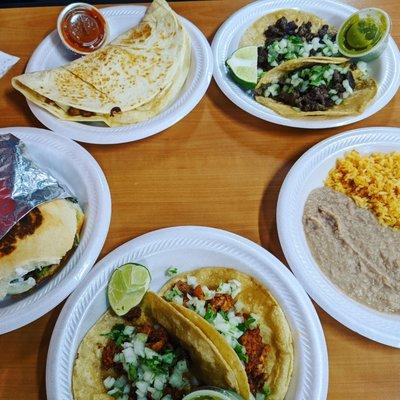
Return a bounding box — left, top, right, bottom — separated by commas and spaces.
219, 310, 229, 321
164, 286, 183, 302
204, 305, 216, 322
36, 265, 52, 279
141, 356, 168, 375
166, 267, 179, 277
128, 364, 137, 381
107, 387, 123, 398
234, 344, 248, 363
161, 349, 176, 365
102, 324, 130, 347
263, 383, 271, 397
288, 34, 303, 45
238, 315, 256, 332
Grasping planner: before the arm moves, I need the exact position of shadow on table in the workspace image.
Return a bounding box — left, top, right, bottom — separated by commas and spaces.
37, 303, 64, 400
4, 86, 42, 127
4, 56, 45, 129
257, 146, 310, 267
206, 82, 318, 152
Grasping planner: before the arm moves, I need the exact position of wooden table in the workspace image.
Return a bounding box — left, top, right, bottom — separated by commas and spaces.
0, 1, 399, 399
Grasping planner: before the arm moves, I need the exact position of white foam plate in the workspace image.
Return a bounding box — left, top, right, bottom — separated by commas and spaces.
277, 127, 400, 347
0, 127, 111, 334
47, 226, 328, 400
24, 5, 213, 144
212, 0, 400, 129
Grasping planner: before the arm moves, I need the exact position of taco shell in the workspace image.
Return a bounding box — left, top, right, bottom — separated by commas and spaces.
73, 291, 240, 400
159, 268, 294, 400
255, 57, 377, 117
240, 9, 336, 47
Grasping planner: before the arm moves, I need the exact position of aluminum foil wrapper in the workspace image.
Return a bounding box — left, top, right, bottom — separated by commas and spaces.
0, 133, 73, 239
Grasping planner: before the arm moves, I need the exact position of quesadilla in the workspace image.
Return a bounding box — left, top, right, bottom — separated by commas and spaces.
73, 291, 239, 400
160, 268, 294, 400
0, 199, 84, 299
254, 57, 377, 117
240, 9, 339, 71
12, 0, 190, 127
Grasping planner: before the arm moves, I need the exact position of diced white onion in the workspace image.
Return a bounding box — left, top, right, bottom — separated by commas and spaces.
123, 326, 135, 336
187, 276, 197, 286
103, 376, 115, 389
122, 347, 136, 364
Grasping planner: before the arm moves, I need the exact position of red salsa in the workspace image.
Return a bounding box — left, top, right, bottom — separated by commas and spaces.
60, 6, 107, 53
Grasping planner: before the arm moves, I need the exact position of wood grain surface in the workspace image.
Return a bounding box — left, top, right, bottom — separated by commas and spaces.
0, 1, 399, 399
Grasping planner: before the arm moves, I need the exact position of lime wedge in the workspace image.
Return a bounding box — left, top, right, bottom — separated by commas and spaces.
226, 46, 258, 90
108, 263, 151, 316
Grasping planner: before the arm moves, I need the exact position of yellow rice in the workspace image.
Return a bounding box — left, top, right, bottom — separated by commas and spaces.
325, 150, 400, 229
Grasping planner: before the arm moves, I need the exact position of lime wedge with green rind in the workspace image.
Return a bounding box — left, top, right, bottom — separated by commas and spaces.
108, 263, 151, 316
226, 46, 258, 90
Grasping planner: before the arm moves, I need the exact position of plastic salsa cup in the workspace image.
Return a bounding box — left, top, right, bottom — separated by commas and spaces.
337, 8, 391, 61
57, 2, 109, 55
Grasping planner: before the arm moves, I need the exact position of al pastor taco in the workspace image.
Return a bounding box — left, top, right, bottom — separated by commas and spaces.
254, 57, 377, 117
73, 291, 239, 400
240, 9, 339, 71
160, 268, 293, 400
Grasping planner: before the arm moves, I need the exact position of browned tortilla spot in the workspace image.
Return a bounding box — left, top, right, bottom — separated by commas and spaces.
0, 208, 43, 257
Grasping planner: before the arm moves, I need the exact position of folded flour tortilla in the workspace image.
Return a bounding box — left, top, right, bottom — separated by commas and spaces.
12, 0, 190, 126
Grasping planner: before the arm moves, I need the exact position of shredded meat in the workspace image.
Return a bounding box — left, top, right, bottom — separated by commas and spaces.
147, 325, 169, 353
209, 293, 234, 312
175, 280, 192, 304
137, 323, 169, 353
123, 306, 142, 322
102, 340, 117, 370
239, 328, 269, 393
67, 106, 95, 117
175, 280, 191, 295
137, 323, 152, 336
192, 285, 205, 300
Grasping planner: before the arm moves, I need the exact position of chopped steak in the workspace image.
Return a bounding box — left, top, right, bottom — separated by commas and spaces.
257, 17, 337, 70
264, 17, 298, 44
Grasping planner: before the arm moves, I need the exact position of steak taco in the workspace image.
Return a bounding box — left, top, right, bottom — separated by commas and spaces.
160, 268, 293, 400
254, 57, 377, 117
240, 9, 339, 71
73, 291, 240, 400
0, 199, 84, 300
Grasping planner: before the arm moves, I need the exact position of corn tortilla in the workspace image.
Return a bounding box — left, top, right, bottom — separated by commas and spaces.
159, 267, 294, 400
